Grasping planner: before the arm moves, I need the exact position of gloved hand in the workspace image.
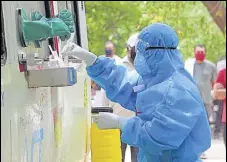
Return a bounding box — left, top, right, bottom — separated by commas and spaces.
28, 10, 74, 42
61, 42, 97, 66
56, 10, 75, 41
93, 112, 128, 130
56, 10, 75, 33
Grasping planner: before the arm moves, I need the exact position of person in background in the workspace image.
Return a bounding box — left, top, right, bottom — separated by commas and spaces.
92, 41, 122, 107
213, 55, 226, 139
217, 55, 226, 73
91, 80, 101, 98
212, 68, 226, 147
103, 41, 122, 62
121, 33, 139, 71
101, 41, 122, 106
192, 44, 216, 159
91, 80, 96, 99
102, 35, 139, 162
121, 33, 139, 162
91, 80, 103, 107
193, 44, 217, 123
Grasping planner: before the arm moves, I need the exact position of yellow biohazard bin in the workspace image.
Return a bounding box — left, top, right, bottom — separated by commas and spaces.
91, 107, 122, 162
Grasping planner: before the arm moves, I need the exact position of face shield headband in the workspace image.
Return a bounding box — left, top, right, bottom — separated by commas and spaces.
145, 46, 177, 50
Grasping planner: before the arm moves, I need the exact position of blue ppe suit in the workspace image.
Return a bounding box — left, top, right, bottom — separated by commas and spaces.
87, 23, 211, 162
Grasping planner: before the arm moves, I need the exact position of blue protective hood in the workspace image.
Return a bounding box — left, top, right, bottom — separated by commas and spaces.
134, 23, 185, 86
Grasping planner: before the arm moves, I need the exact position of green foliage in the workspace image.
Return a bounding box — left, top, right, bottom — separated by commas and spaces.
85, 1, 142, 58
222, 1, 226, 8
85, 1, 226, 62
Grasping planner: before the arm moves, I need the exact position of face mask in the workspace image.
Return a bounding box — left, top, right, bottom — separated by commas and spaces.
105, 49, 113, 56
195, 51, 205, 62
134, 51, 151, 76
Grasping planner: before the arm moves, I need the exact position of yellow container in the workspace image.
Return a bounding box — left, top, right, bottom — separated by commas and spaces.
91, 107, 122, 162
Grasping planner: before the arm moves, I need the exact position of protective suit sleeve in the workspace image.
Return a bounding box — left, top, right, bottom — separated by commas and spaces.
121, 91, 203, 155
86, 56, 139, 111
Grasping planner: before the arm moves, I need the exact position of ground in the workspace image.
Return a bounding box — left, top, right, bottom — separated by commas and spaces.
124, 139, 226, 162
88, 138, 226, 161
202, 139, 226, 162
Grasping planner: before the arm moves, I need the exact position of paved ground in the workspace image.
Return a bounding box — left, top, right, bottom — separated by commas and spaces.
88, 138, 226, 162
203, 139, 226, 162
124, 139, 226, 162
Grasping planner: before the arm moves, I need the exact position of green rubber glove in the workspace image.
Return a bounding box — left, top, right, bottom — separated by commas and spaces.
21, 9, 75, 45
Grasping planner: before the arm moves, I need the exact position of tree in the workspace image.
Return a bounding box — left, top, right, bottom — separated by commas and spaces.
85, 1, 226, 62
202, 1, 226, 34
136, 1, 226, 61
85, 1, 142, 57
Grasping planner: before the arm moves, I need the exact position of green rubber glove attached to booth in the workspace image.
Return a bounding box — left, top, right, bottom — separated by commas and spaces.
18, 8, 75, 47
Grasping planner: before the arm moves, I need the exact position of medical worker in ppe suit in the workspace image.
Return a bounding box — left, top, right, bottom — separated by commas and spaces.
62, 23, 211, 162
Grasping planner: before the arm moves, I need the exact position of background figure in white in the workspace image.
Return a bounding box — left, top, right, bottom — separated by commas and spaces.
217, 56, 226, 73
91, 82, 103, 107
184, 58, 196, 77
91, 41, 121, 107
102, 35, 139, 162
100, 41, 123, 107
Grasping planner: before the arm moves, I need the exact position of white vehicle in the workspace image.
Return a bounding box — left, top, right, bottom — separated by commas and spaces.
1, 1, 91, 162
